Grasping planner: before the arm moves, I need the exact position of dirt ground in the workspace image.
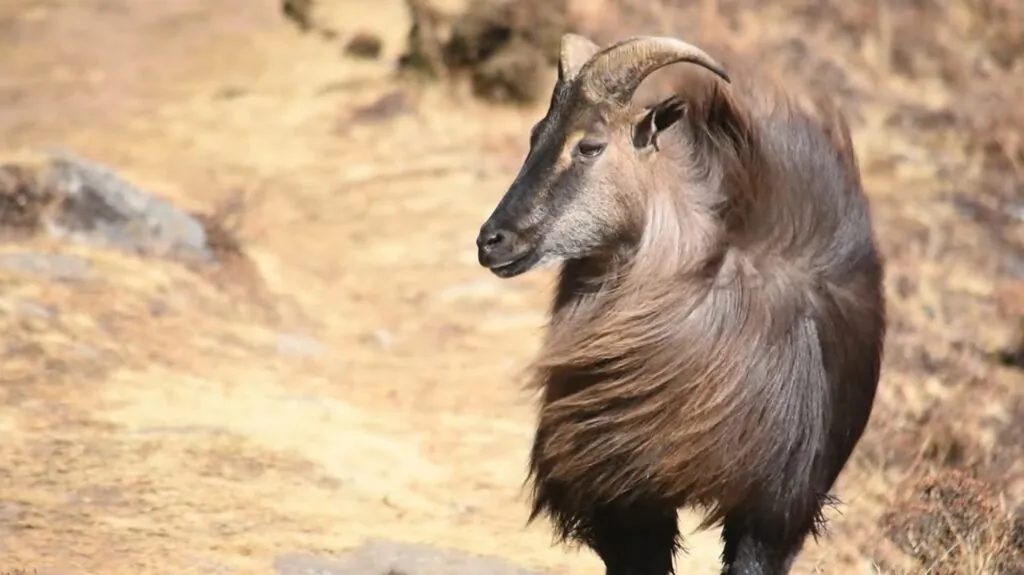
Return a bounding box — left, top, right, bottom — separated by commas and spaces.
0, 0, 1021, 574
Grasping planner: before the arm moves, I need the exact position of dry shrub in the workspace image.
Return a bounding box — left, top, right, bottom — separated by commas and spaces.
186, 188, 287, 324
881, 470, 1022, 574
0, 163, 52, 235
191, 188, 250, 264
959, 0, 1024, 72
281, 0, 314, 31
775, 0, 1024, 78
400, 0, 572, 104
833, 0, 1024, 196
442, 0, 569, 70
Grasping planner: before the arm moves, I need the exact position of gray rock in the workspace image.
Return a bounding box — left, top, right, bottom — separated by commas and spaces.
0, 251, 91, 281
40, 150, 214, 262
274, 539, 550, 575
361, 328, 394, 351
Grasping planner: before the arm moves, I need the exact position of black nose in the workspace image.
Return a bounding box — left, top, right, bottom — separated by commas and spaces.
476, 224, 517, 266
476, 228, 508, 251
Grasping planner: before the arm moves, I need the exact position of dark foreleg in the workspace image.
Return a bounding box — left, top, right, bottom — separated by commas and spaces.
719, 504, 822, 575
584, 502, 681, 575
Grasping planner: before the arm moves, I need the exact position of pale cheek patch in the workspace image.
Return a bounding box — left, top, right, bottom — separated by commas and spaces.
545, 194, 610, 259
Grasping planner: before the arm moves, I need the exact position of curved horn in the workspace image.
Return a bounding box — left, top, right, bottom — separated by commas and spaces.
579, 36, 731, 105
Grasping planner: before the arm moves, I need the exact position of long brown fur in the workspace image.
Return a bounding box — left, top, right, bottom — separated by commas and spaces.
526, 59, 884, 564
475, 34, 886, 575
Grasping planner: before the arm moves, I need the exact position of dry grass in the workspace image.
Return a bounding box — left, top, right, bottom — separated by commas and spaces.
0, 0, 1021, 574
881, 471, 1021, 574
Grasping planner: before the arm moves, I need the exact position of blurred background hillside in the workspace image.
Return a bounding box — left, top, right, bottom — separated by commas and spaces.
0, 0, 1021, 573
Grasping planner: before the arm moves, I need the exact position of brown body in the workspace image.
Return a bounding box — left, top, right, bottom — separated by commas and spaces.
475, 34, 885, 575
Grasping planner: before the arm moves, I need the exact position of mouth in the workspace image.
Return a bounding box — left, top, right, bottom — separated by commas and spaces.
486, 250, 542, 279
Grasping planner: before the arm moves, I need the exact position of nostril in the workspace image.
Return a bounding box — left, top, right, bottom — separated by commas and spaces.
478, 226, 511, 251
484, 231, 505, 247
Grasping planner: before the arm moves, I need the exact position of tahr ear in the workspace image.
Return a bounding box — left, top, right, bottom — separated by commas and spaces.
633, 98, 685, 150
631, 63, 748, 152
559, 33, 601, 83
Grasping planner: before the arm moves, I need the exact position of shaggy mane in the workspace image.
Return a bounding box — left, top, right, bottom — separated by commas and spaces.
524, 75, 885, 548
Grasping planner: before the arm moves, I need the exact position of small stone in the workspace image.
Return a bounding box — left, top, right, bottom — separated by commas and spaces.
344, 32, 384, 60
215, 86, 248, 100
349, 91, 410, 125
368, 329, 395, 350
276, 333, 326, 358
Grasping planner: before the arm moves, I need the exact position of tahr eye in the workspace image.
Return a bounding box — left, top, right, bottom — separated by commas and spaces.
576, 141, 606, 158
